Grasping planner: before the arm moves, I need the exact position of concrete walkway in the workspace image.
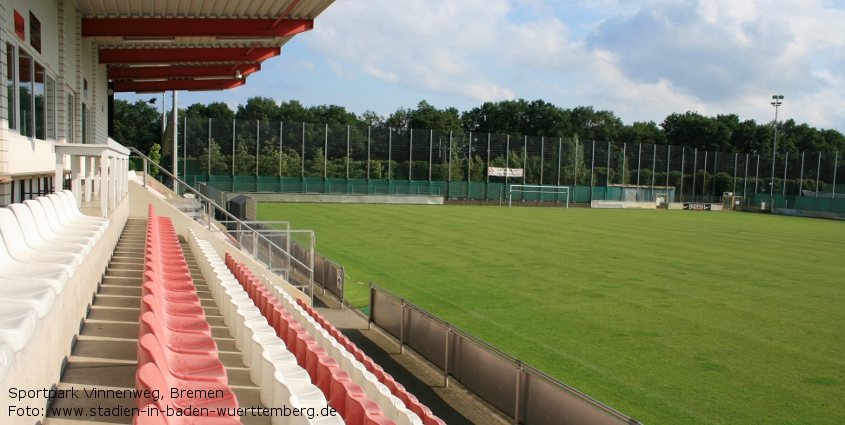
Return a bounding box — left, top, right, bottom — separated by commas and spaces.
312, 293, 510, 425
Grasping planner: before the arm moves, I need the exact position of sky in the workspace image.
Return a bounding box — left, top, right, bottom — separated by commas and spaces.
117, 0, 845, 133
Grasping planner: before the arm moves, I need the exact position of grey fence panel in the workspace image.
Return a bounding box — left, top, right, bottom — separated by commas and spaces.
314, 254, 326, 287
451, 334, 519, 418
404, 308, 448, 370
522, 371, 628, 425
370, 288, 402, 338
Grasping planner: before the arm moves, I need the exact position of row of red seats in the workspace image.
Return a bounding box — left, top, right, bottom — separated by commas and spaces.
225, 253, 395, 425
296, 299, 446, 425
133, 205, 240, 425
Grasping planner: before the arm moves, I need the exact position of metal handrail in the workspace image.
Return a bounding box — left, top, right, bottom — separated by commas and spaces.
370, 282, 641, 425
128, 147, 316, 302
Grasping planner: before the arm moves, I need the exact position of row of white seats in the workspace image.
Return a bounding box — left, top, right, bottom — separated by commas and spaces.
188, 229, 423, 425
272, 285, 423, 425
187, 229, 344, 425
0, 191, 109, 384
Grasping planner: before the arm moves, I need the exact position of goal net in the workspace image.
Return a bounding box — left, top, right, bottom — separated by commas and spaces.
508, 185, 570, 208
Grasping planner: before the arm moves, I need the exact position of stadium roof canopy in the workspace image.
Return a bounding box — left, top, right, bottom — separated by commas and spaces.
78, 0, 335, 92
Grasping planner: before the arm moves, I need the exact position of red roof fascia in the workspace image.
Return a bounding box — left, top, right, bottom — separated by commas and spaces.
112, 78, 246, 93
82, 18, 313, 38
99, 47, 280, 64
108, 64, 260, 80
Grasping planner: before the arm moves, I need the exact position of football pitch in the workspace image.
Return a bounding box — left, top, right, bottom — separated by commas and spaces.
257, 204, 845, 425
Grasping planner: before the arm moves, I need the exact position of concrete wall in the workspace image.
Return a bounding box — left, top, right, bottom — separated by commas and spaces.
0, 196, 128, 425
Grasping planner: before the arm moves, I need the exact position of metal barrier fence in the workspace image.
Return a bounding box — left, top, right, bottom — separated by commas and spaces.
164, 118, 845, 208
369, 284, 640, 425
129, 147, 318, 303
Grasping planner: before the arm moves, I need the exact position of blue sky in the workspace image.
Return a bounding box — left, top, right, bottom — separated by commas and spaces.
118, 0, 845, 133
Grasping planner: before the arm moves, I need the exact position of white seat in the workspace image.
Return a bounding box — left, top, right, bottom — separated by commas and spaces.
29, 199, 100, 242
0, 340, 14, 385
0, 208, 86, 265
0, 307, 39, 352
239, 317, 275, 363
0, 209, 80, 276
57, 191, 109, 228
0, 280, 57, 318
46, 194, 106, 238
260, 346, 298, 405
0, 235, 70, 293
9, 203, 95, 253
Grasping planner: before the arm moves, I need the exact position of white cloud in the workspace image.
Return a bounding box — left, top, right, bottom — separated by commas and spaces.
301, 0, 845, 131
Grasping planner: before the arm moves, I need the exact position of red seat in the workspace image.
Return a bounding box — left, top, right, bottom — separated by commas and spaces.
139, 333, 228, 384
141, 295, 211, 334
294, 331, 317, 367
423, 413, 447, 425
315, 358, 340, 397
363, 404, 396, 425
136, 362, 238, 416
140, 312, 217, 355
328, 369, 353, 418
346, 388, 381, 425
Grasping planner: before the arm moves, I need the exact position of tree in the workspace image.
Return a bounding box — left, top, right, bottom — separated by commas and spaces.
408, 101, 462, 132
148, 143, 162, 176
113, 99, 161, 153
660, 112, 732, 152
236, 96, 279, 121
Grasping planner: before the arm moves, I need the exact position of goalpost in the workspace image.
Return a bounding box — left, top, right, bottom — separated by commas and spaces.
508, 185, 570, 208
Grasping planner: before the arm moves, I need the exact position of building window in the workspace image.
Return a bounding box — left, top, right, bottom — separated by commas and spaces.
18, 49, 32, 137
67, 92, 75, 143
83, 79, 88, 99
6, 43, 15, 130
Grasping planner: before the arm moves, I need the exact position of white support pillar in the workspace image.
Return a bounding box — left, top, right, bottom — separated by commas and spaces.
55, 155, 64, 195
85, 156, 94, 202
109, 154, 117, 209
71, 155, 82, 202
99, 151, 108, 217
93, 156, 101, 195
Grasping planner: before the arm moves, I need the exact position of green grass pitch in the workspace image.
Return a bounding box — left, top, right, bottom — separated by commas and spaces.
257, 204, 845, 425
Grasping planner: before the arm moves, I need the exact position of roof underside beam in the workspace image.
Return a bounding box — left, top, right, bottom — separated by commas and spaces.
112, 78, 247, 93
108, 64, 261, 80
99, 47, 280, 64
82, 18, 313, 39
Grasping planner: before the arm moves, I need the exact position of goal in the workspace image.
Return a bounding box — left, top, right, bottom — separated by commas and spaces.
508, 185, 570, 208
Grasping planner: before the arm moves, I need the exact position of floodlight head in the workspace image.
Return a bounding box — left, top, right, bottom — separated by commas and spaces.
234, 70, 243, 80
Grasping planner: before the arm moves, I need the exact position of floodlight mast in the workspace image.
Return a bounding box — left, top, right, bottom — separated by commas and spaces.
770, 95, 784, 196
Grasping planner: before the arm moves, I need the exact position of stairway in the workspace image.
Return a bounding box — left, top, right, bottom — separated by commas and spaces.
43, 219, 270, 425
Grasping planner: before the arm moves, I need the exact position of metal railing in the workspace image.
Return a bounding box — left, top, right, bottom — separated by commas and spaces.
370, 283, 641, 425
129, 147, 317, 304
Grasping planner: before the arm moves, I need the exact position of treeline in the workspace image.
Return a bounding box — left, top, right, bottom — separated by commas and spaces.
114, 97, 845, 159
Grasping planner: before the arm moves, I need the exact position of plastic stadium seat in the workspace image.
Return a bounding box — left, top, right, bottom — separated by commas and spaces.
140, 312, 217, 355
363, 403, 396, 425
58, 190, 109, 228
0, 236, 70, 293
0, 281, 57, 318
141, 295, 211, 335
45, 195, 106, 238
0, 208, 85, 266
135, 361, 238, 415
0, 307, 38, 352
138, 333, 228, 384
8, 203, 95, 253
26, 199, 99, 242
3, 206, 89, 262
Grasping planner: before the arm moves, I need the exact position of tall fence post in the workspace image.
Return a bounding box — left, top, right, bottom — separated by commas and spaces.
692, 149, 698, 201
799, 151, 805, 195
409, 130, 414, 181
486, 133, 491, 183
448, 131, 453, 183
574, 136, 579, 187
505, 135, 510, 186
232, 119, 236, 177
279, 122, 284, 177
514, 361, 522, 425
256, 120, 260, 177
429, 130, 433, 182
606, 142, 610, 199
324, 124, 328, 179
467, 132, 471, 183
782, 152, 789, 197
743, 154, 749, 197
367, 126, 371, 179
346, 125, 350, 179
651, 144, 656, 199
207, 118, 211, 176
523, 136, 527, 185
666, 146, 671, 202
832, 152, 839, 198
815, 152, 821, 196
443, 325, 450, 388
733, 153, 738, 194
755, 154, 760, 194
680, 147, 685, 203
712, 152, 717, 201
301, 123, 305, 178
389, 128, 393, 180
635, 143, 641, 200
540, 137, 545, 184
